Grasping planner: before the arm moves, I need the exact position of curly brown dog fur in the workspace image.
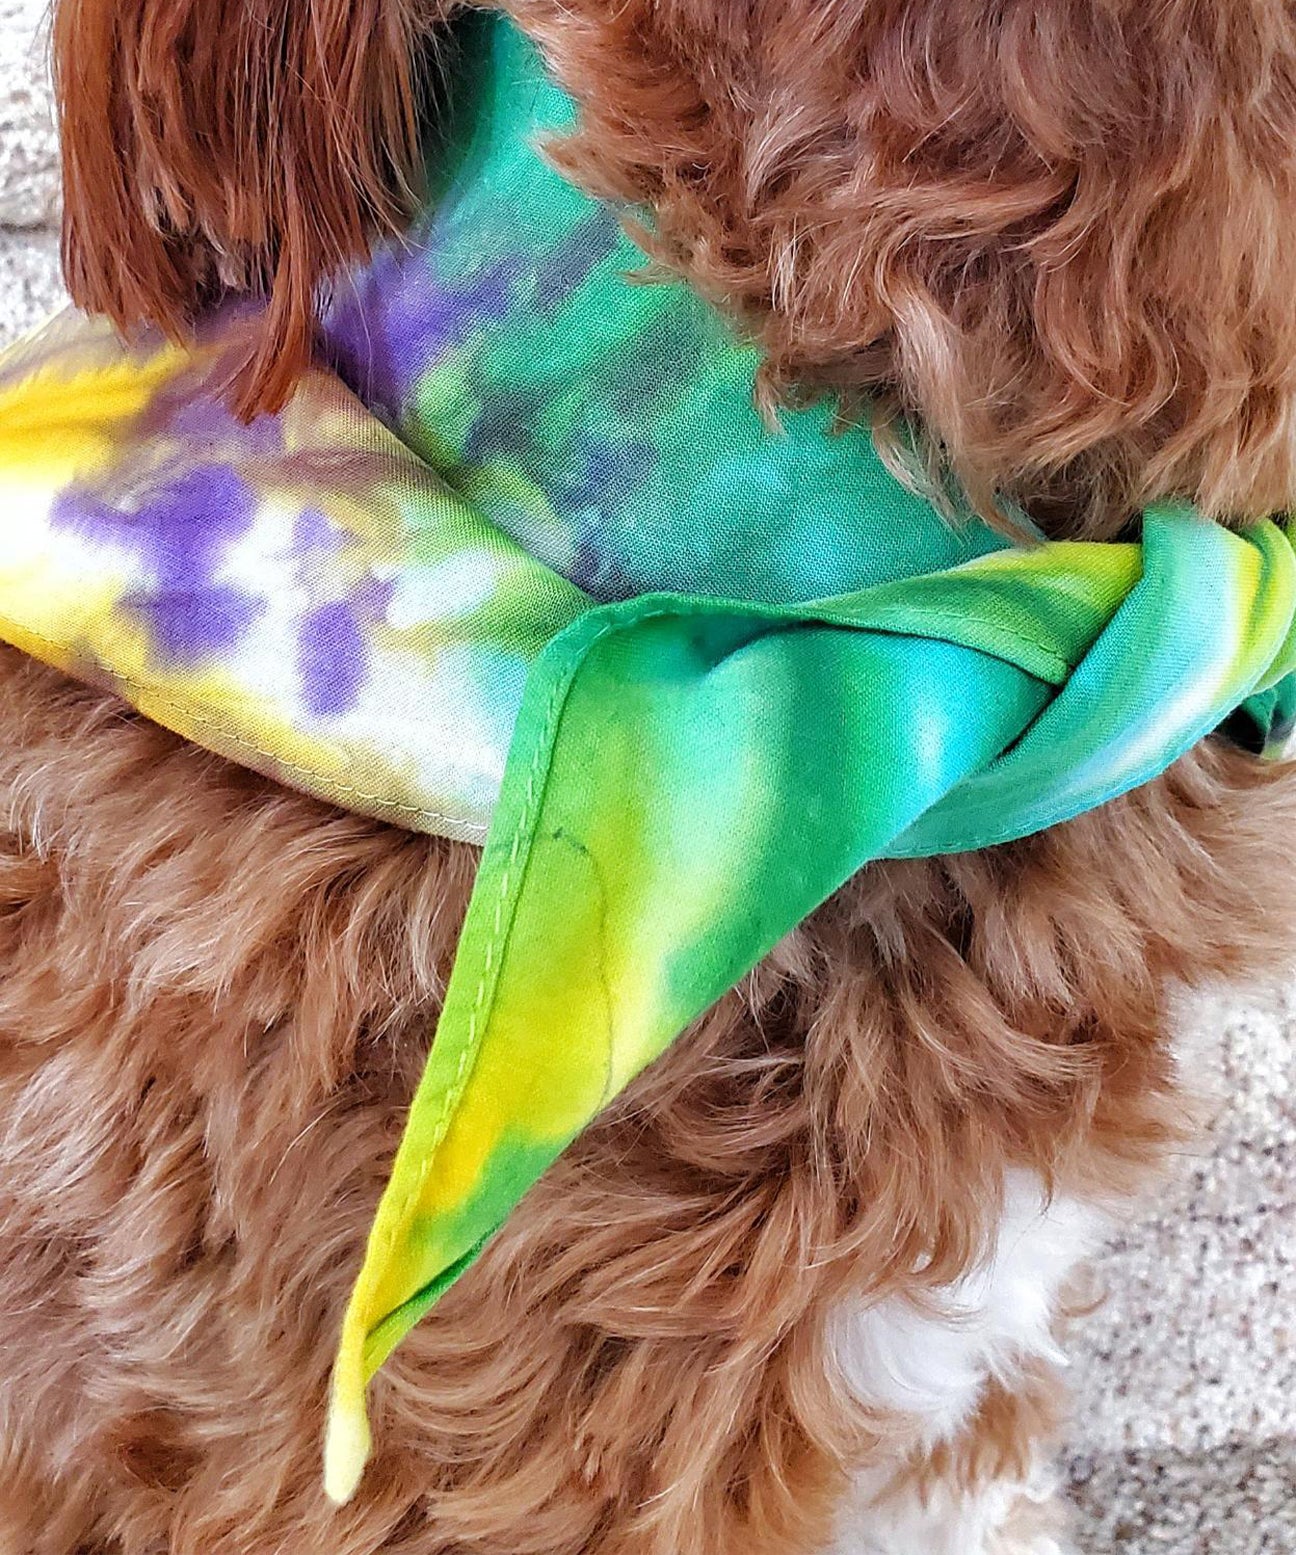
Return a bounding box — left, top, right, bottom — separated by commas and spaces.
57, 0, 1296, 531
2, 650, 1293, 1553
11, 0, 1296, 1549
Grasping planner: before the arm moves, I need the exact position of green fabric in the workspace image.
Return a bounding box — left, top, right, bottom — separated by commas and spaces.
0, 13, 1287, 1503
327, 504, 1296, 1499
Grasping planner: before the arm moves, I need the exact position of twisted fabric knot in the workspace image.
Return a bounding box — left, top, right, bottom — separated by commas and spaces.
324, 507, 1296, 1499
0, 11, 1291, 1506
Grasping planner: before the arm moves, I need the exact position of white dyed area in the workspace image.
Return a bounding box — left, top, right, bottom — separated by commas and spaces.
2, 9, 1293, 1546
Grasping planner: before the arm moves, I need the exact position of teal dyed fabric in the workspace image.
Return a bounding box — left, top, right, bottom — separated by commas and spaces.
319, 16, 1012, 608
0, 12, 1290, 1504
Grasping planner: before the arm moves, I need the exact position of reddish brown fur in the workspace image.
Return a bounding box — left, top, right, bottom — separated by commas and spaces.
54, 0, 436, 415
523, 0, 1296, 532
19, 0, 1296, 1548
1, 651, 1293, 1553
54, 0, 1296, 531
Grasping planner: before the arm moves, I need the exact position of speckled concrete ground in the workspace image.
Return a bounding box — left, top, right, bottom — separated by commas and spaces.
1, 2, 1292, 1546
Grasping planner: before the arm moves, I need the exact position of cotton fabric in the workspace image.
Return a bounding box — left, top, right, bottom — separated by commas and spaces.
0, 14, 1290, 1502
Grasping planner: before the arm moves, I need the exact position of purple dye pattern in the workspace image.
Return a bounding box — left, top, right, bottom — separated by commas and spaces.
530, 208, 621, 314
560, 434, 656, 517
294, 505, 352, 559
52, 464, 263, 666
295, 571, 393, 718
298, 599, 367, 716
461, 385, 654, 520
322, 240, 523, 425
126, 585, 261, 664
349, 573, 397, 621
323, 205, 620, 427
125, 296, 289, 454
161, 391, 287, 458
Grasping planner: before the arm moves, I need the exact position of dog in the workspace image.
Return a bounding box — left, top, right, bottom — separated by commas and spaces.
1, 2, 1295, 1551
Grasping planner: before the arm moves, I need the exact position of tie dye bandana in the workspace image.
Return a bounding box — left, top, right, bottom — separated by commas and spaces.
0, 12, 1292, 1503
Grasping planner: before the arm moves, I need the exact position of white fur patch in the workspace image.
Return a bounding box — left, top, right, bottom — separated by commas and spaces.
831, 1171, 1108, 1446
836, 1455, 1076, 1555
825, 1171, 1104, 1552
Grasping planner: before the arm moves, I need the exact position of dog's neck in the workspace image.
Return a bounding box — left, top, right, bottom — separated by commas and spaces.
2, 13, 1296, 1505
319, 12, 1014, 608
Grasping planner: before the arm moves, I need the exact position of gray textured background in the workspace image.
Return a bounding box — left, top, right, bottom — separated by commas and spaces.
0, 1, 1291, 1546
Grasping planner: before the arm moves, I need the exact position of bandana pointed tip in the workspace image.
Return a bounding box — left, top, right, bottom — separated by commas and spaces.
323, 1382, 370, 1506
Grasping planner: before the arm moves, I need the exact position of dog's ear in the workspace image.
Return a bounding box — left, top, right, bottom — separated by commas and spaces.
53, 0, 437, 417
